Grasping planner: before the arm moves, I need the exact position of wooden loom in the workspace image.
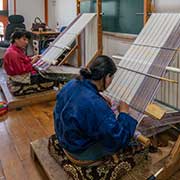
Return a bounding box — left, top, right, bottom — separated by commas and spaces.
30, 6, 180, 180
0, 0, 103, 110
112, 6, 180, 180
33, 0, 102, 73
105, 13, 180, 122
109, 13, 180, 179
143, 4, 180, 176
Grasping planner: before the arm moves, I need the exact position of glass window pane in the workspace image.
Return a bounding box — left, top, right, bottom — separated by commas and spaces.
0, 0, 3, 10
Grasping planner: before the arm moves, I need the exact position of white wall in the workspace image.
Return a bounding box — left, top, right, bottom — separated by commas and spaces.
8, 0, 44, 30
103, 33, 135, 59
48, 0, 56, 29
54, 0, 76, 29
155, 0, 180, 12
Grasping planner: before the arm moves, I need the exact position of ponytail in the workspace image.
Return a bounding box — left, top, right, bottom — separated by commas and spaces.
80, 68, 92, 79
79, 55, 117, 80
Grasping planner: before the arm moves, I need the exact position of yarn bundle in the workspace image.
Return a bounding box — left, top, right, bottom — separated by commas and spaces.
0, 101, 8, 119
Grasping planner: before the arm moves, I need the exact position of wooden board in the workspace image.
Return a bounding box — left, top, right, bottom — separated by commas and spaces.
145, 103, 166, 119
0, 81, 56, 110
30, 138, 72, 180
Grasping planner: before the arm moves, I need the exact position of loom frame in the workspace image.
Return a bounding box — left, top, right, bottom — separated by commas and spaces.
76, 0, 103, 67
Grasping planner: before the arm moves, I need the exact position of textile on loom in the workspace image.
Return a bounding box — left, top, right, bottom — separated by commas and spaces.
138, 112, 180, 137
33, 13, 98, 72
104, 13, 180, 127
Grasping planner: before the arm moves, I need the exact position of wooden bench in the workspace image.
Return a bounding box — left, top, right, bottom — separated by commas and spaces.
30, 136, 180, 180
0, 81, 57, 110
30, 137, 72, 180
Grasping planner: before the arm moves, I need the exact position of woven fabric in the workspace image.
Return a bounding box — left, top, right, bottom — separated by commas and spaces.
105, 14, 180, 123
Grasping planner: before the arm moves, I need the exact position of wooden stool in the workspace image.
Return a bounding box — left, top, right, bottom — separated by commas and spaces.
30, 137, 72, 180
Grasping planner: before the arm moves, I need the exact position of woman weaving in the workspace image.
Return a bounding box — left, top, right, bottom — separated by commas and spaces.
49, 55, 145, 180
3, 29, 55, 96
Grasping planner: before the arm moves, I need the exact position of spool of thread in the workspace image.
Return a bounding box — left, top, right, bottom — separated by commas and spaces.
134, 131, 151, 147
112, 154, 119, 163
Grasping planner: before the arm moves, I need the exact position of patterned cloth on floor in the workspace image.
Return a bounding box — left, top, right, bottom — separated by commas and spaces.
48, 134, 148, 180
7, 73, 57, 96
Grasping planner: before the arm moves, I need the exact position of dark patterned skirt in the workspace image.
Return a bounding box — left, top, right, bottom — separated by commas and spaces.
7, 74, 58, 96
48, 135, 148, 180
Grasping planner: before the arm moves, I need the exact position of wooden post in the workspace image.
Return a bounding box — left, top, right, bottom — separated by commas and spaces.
76, 0, 81, 67
76, 0, 80, 14
97, 0, 103, 55
144, 0, 148, 25
144, 0, 151, 25
14, 0, 16, 14
44, 0, 48, 25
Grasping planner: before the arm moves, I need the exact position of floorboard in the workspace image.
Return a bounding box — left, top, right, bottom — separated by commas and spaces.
0, 67, 180, 179
0, 100, 55, 180
30, 138, 72, 180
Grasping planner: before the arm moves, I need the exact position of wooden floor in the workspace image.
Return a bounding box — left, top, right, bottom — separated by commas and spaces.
0, 69, 180, 179
1, 100, 180, 180
0, 101, 55, 180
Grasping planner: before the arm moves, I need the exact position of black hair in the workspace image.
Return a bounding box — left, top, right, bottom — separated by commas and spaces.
11, 29, 32, 43
80, 55, 117, 80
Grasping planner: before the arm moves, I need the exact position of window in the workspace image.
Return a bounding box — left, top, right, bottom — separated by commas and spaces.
81, 0, 144, 34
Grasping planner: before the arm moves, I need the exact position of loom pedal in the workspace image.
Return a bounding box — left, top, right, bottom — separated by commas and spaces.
145, 103, 166, 120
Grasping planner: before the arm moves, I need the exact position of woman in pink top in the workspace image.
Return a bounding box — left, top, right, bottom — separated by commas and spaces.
3, 30, 39, 76
3, 29, 54, 96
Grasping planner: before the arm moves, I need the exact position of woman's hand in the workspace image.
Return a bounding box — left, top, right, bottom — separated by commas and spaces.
31, 55, 41, 64
117, 101, 129, 114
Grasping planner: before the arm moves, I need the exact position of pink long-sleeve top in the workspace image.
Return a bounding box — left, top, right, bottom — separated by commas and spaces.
3, 44, 36, 76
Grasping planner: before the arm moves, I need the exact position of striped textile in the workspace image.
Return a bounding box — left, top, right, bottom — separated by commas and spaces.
105, 13, 180, 123
33, 13, 98, 71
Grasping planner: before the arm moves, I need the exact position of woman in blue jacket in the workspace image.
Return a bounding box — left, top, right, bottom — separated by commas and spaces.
53, 55, 138, 162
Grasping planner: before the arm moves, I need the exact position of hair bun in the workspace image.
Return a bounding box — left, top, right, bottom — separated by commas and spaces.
80, 68, 92, 79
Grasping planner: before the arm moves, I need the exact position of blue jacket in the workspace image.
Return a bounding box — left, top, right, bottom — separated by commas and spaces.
54, 79, 137, 160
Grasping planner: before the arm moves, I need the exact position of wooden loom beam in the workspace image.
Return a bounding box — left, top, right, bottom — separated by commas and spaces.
58, 45, 78, 66
76, 0, 82, 67
113, 55, 180, 74
144, 0, 152, 25
117, 65, 178, 84
97, 0, 103, 55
